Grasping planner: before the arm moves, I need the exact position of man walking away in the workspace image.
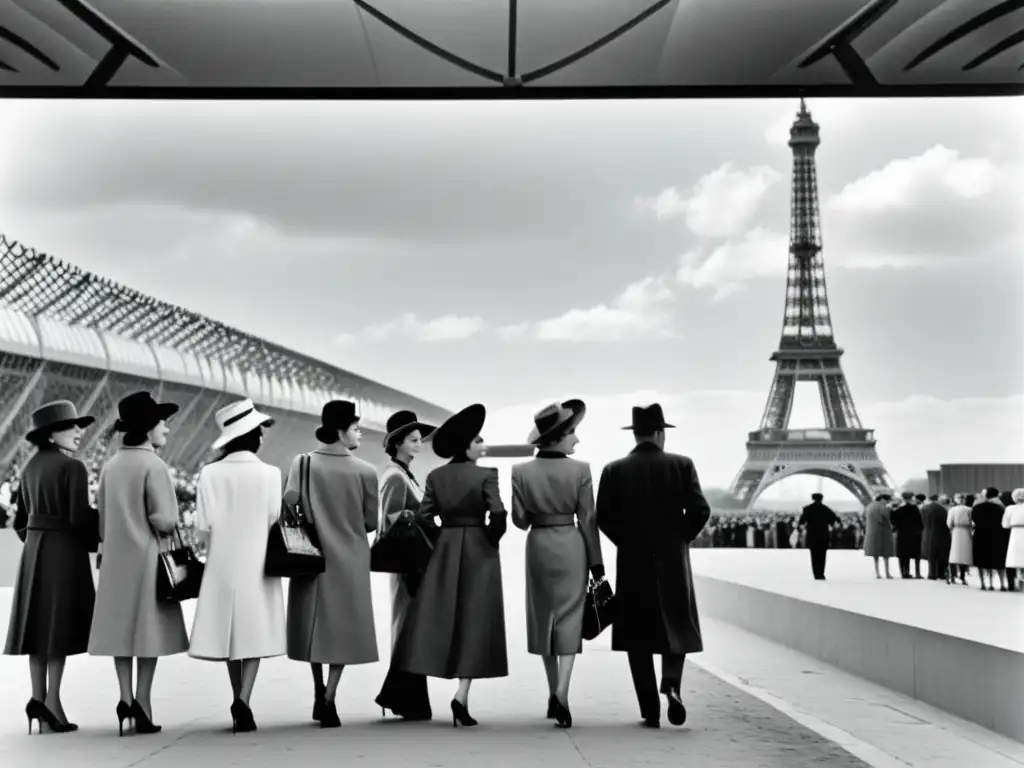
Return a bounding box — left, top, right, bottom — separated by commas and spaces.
798, 493, 840, 580
595, 404, 711, 730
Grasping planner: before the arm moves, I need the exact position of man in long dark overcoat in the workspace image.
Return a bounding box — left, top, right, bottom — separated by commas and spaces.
595, 403, 711, 729
919, 494, 951, 582
891, 491, 924, 579
797, 492, 841, 580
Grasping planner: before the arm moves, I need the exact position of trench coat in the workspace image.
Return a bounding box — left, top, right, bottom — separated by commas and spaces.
393, 459, 509, 679
88, 445, 189, 657
862, 502, 894, 558
971, 499, 1008, 569
511, 451, 603, 656
188, 452, 287, 661
285, 443, 379, 666
1003, 504, 1024, 569
920, 501, 951, 567
4, 448, 98, 657
946, 505, 973, 566
595, 442, 711, 655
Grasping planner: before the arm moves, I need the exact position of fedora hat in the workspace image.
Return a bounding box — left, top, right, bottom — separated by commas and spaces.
527, 399, 586, 446
316, 400, 360, 444
113, 391, 179, 433
622, 403, 675, 432
432, 404, 486, 459
383, 410, 435, 449
26, 400, 95, 441
211, 398, 275, 451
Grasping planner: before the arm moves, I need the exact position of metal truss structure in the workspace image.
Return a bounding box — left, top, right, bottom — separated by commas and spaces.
728, 100, 895, 508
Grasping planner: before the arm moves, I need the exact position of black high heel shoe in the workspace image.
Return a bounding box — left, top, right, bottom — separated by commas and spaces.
230, 699, 257, 734
116, 701, 133, 736
553, 698, 572, 729
130, 700, 162, 735
320, 699, 342, 729
312, 694, 325, 722
450, 699, 477, 728
26, 699, 77, 734
546, 695, 557, 719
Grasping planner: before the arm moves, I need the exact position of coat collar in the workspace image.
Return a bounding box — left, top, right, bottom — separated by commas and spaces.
536, 450, 567, 460
629, 441, 662, 455
313, 442, 353, 457
217, 450, 261, 463
120, 444, 155, 453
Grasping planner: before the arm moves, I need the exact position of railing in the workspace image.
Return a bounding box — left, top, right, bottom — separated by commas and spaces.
748, 428, 875, 443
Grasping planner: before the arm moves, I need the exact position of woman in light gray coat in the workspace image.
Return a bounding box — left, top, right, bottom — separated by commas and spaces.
285, 400, 379, 729
511, 400, 603, 729
88, 392, 188, 737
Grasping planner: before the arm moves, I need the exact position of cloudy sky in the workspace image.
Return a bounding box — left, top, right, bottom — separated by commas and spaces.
0, 97, 1021, 502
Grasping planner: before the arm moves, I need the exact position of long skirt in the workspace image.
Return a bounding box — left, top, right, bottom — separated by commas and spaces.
4, 530, 95, 656
523, 526, 587, 656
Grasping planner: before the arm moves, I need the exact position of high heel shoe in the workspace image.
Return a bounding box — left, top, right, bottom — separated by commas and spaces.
553, 698, 572, 729
26, 699, 77, 734
319, 699, 342, 729
450, 699, 477, 728
312, 694, 325, 722
116, 701, 133, 737
230, 699, 257, 734
130, 700, 162, 735
546, 695, 557, 719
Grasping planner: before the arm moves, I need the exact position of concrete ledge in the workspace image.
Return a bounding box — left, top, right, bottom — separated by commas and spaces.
693, 573, 1024, 743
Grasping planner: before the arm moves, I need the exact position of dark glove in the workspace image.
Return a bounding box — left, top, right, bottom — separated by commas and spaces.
485, 515, 507, 548
593, 578, 614, 603
590, 564, 606, 581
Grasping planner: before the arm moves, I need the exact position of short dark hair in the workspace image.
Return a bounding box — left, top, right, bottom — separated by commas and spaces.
984, 487, 999, 499
915, 493, 926, 502
219, 426, 263, 458
964, 493, 976, 506
26, 431, 54, 449
811, 493, 824, 501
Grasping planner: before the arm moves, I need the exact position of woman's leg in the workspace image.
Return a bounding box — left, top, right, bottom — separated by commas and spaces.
29, 655, 47, 702
541, 655, 558, 696
238, 659, 261, 706
872, 556, 880, 578
227, 660, 242, 700
555, 654, 576, 706
134, 658, 158, 717
883, 557, 892, 578
324, 665, 345, 702
454, 678, 471, 706
309, 663, 325, 699
978, 567, 988, 589
114, 657, 134, 704
996, 568, 1007, 589
44, 656, 68, 722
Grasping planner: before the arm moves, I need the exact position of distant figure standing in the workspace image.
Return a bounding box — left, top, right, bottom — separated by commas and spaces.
596, 404, 711, 729
1002, 488, 1024, 592
797, 493, 840, 580
946, 495, 973, 585
972, 488, 1008, 592
891, 491, 923, 579
919, 494, 952, 582
998, 490, 1018, 591
862, 493, 894, 579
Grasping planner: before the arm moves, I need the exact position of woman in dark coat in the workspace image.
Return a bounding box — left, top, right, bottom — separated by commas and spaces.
972, 489, 1009, 591
374, 410, 437, 721
510, 400, 603, 728
391, 404, 509, 727
3, 400, 100, 734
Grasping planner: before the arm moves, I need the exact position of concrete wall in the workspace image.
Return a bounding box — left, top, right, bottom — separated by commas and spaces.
693, 574, 1024, 743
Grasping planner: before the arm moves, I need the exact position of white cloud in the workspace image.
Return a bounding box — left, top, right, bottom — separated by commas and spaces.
636, 163, 782, 239
500, 276, 677, 342
336, 312, 484, 344
481, 390, 1024, 508
675, 228, 790, 300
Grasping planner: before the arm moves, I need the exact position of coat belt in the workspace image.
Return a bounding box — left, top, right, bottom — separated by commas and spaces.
26, 515, 71, 532
444, 516, 485, 528
530, 514, 576, 528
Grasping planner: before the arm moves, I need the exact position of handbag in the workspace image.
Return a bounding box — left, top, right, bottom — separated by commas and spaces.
370, 514, 437, 574
156, 526, 205, 603
265, 454, 326, 578
582, 576, 617, 641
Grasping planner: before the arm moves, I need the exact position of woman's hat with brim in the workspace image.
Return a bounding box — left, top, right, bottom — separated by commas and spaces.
527, 399, 586, 446
315, 400, 360, 444
383, 410, 435, 449
211, 398, 275, 451
25, 400, 95, 441
431, 404, 486, 459
113, 391, 179, 433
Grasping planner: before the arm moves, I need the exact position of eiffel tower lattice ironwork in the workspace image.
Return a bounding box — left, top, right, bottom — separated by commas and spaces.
728, 99, 895, 509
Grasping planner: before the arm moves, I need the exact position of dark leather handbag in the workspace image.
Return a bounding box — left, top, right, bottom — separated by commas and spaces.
156, 526, 205, 603
265, 454, 326, 578
371, 514, 437, 574
582, 577, 617, 641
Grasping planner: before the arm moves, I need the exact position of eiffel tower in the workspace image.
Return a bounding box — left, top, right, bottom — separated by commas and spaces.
729, 99, 894, 509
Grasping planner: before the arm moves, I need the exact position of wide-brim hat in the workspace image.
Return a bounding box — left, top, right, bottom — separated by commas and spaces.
432, 404, 486, 459
211, 398, 275, 451
26, 400, 95, 441
315, 399, 360, 444
113, 391, 179, 433
527, 399, 586, 445
383, 410, 435, 449
622, 403, 675, 431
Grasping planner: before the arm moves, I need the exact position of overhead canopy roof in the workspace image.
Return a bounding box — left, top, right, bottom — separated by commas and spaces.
0, 0, 1019, 96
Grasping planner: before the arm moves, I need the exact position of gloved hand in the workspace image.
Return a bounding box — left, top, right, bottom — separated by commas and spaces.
589, 564, 606, 581
485, 515, 507, 548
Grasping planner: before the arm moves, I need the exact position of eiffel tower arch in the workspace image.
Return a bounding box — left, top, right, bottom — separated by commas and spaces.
729, 100, 895, 510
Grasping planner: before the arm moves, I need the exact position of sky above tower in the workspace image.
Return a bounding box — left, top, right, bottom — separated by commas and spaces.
0, 97, 1021, 499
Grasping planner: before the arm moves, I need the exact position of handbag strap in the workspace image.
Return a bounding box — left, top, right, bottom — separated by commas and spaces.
299, 453, 313, 525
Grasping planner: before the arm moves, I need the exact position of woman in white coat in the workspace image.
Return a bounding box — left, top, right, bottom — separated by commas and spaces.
1002, 488, 1024, 590
188, 399, 286, 734
946, 494, 974, 585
